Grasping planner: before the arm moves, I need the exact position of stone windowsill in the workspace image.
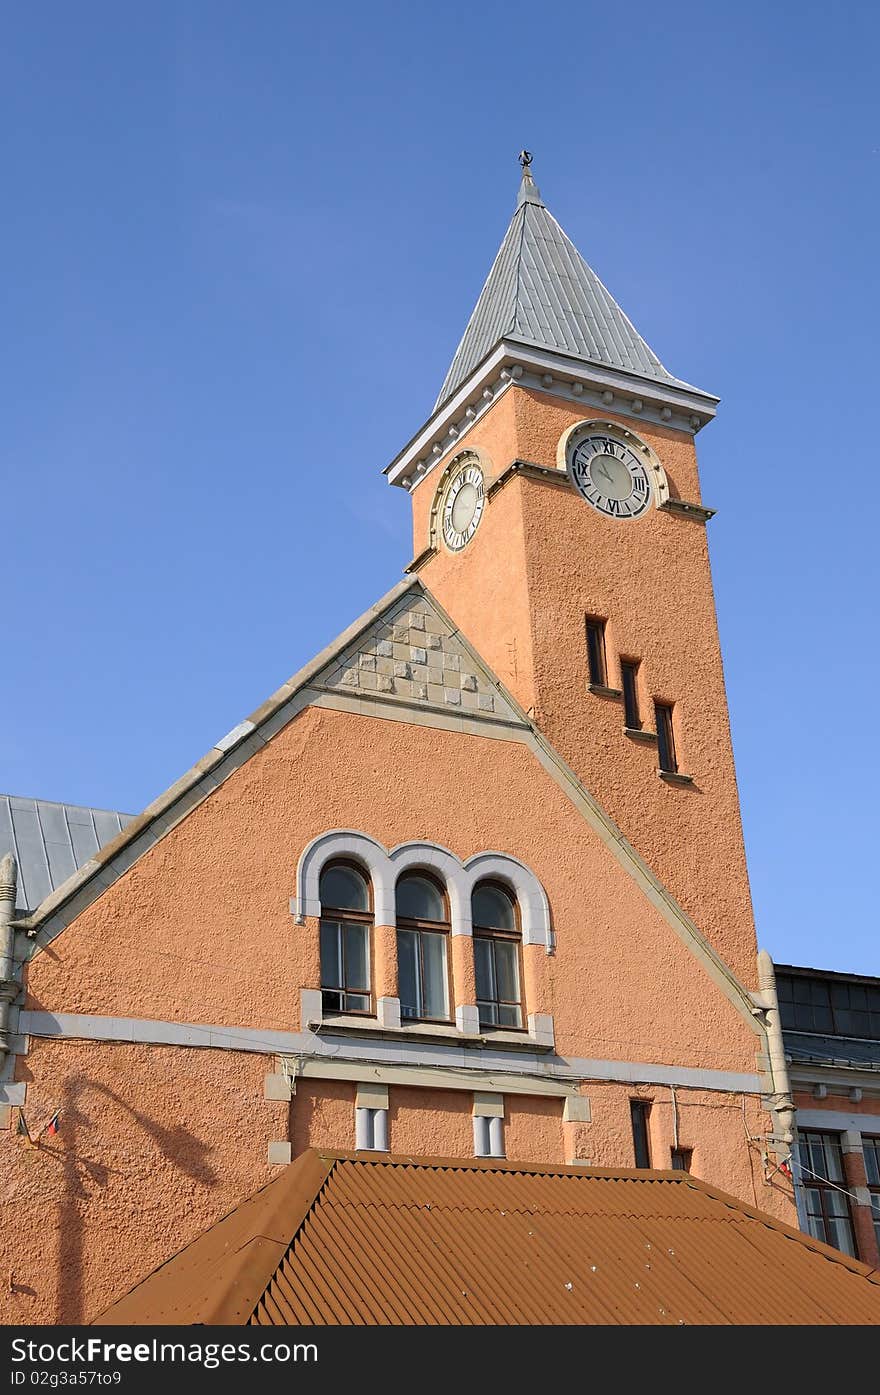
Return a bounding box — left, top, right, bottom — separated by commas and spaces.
588, 683, 622, 699
310, 1013, 553, 1053
624, 727, 656, 744
658, 769, 695, 787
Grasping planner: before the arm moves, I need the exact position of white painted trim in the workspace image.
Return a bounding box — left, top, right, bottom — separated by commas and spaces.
389, 841, 471, 933
465, 851, 552, 948
15, 1009, 764, 1095
295, 829, 393, 924
796, 1109, 880, 1134
300, 1057, 573, 1098
790, 1064, 880, 1096
293, 832, 553, 948
385, 339, 718, 488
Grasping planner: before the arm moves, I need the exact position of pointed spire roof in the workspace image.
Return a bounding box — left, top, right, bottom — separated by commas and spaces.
434, 153, 699, 411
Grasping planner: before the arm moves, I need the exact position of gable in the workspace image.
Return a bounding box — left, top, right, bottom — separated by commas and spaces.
12, 577, 768, 1069
315, 587, 523, 726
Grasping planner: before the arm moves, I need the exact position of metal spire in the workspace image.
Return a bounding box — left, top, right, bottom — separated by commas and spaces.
517, 149, 543, 207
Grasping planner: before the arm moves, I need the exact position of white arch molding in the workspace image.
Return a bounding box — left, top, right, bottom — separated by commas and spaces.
292, 830, 553, 950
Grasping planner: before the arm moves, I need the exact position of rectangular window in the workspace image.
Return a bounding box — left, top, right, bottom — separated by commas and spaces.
320, 919, 371, 1014
776, 972, 880, 1038
474, 934, 523, 1028
655, 702, 677, 774
355, 1106, 388, 1151
473, 1115, 505, 1159
621, 660, 641, 730
797, 1131, 856, 1257
397, 928, 449, 1022
670, 1147, 693, 1172
863, 1137, 880, 1253
630, 1100, 652, 1169
585, 617, 607, 687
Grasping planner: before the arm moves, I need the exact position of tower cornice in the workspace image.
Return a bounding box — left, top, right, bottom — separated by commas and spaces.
384, 340, 719, 491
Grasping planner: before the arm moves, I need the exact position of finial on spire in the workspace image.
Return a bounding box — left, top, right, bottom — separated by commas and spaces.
517, 149, 543, 207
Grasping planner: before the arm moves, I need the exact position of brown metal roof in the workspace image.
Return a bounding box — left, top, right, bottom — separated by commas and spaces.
95, 1150, 880, 1326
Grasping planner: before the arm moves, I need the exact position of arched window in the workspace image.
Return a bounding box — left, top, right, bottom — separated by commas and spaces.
319, 862, 372, 1015
472, 882, 523, 1028
396, 873, 450, 1023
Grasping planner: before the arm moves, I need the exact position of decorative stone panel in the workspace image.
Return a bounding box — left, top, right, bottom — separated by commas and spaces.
318, 592, 521, 723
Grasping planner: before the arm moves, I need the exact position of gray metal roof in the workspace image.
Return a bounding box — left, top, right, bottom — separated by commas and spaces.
434, 166, 702, 411
0, 794, 133, 913
783, 1031, 880, 1071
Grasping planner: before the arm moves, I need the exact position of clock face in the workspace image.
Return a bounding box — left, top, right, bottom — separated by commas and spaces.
441, 462, 485, 551
567, 433, 653, 519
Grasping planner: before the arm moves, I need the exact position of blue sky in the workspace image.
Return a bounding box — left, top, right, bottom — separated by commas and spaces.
3, 2, 878, 973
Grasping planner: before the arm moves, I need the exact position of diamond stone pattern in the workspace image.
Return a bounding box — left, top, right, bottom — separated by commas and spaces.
322, 596, 500, 716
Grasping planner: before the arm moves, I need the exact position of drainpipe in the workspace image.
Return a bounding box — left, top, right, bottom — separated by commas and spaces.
757, 949, 795, 1155
0, 852, 19, 1061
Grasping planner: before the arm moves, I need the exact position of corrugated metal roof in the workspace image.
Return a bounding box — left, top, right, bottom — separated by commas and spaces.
94, 1150, 880, 1326
434, 168, 703, 411
0, 794, 133, 913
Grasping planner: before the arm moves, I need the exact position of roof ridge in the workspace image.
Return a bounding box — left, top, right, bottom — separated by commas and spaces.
0, 791, 132, 816
433, 174, 711, 409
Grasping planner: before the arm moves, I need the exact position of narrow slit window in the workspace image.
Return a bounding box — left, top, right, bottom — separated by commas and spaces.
319, 862, 372, 1016
396, 874, 451, 1024
621, 660, 641, 729
355, 1106, 388, 1152
655, 702, 677, 774
630, 1100, 652, 1169
473, 1115, 505, 1159
472, 883, 523, 1029
585, 617, 607, 687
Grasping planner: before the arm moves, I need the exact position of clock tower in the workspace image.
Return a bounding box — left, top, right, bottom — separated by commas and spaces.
386, 154, 756, 983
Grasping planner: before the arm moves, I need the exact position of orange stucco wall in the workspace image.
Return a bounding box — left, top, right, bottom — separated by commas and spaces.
0, 374, 808, 1324
413, 386, 757, 981
1, 1038, 286, 1325
2, 701, 797, 1321
19, 705, 758, 1072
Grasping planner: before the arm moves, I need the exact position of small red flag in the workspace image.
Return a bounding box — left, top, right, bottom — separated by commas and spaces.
44, 1111, 60, 1138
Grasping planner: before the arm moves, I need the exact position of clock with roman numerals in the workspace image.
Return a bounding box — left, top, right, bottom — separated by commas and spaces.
566, 431, 653, 519
440, 459, 485, 551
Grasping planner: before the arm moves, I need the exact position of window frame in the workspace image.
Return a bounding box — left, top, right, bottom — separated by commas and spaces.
395, 871, 453, 1026
630, 1099, 652, 1169
585, 616, 608, 688
654, 701, 678, 774
319, 859, 374, 1018
620, 658, 641, 731
670, 1147, 693, 1172
863, 1136, 880, 1253
776, 971, 880, 1040
797, 1130, 857, 1257
472, 880, 526, 1031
